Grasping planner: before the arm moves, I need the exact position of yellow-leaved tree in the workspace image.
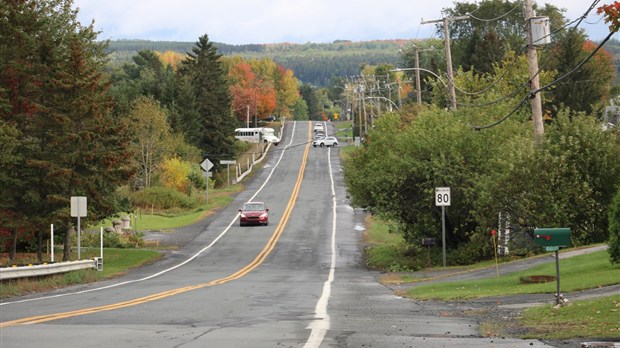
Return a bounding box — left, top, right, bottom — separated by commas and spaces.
159, 157, 192, 195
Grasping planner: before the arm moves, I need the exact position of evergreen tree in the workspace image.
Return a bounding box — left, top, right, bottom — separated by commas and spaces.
541, 29, 615, 116
0, 0, 135, 261
178, 35, 237, 160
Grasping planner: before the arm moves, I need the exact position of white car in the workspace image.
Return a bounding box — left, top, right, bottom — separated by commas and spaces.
313, 123, 324, 132
313, 136, 338, 147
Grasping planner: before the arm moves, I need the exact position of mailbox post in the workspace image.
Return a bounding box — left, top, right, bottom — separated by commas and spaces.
533, 228, 571, 306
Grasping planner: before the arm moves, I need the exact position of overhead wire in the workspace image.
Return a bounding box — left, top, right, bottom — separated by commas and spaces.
467, 1, 522, 22
442, 0, 598, 101
451, 0, 605, 109
472, 29, 616, 130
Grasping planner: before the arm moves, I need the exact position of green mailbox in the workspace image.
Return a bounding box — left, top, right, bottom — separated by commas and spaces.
534, 228, 571, 247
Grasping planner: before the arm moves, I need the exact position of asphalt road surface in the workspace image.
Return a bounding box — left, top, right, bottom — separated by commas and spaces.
1, 121, 563, 347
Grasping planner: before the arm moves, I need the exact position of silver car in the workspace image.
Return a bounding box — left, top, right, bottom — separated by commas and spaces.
313, 136, 338, 147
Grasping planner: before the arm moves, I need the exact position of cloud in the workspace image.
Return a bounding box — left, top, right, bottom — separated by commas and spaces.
74, 0, 614, 44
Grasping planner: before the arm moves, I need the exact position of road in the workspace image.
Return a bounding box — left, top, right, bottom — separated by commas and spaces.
1, 121, 555, 347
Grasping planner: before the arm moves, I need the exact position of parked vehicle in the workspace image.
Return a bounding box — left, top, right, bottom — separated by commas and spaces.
239, 202, 269, 226
313, 136, 338, 147
313, 131, 325, 141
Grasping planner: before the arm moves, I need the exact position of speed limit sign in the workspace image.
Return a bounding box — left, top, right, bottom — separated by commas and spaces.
435, 187, 451, 206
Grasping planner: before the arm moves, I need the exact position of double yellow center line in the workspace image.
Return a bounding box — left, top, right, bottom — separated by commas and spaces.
1, 123, 312, 328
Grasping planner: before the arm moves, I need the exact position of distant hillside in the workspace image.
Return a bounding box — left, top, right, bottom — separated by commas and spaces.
105, 39, 409, 86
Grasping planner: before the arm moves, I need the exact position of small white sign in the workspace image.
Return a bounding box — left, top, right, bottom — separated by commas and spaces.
71, 196, 87, 217
435, 187, 451, 206
220, 160, 236, 165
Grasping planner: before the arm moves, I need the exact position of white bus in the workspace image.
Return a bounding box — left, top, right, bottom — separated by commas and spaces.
234, 127, 280, 145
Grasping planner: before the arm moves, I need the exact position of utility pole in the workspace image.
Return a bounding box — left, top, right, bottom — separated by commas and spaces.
415, 46, 422, 105
413, 45, 435, 105
524, 0, 545, 142
422, 15, 469, 110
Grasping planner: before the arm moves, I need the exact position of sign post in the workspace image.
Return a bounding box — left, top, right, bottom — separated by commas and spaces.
201, 158, 214, 203
70, 196, 87, 260
435, 187, 450, 267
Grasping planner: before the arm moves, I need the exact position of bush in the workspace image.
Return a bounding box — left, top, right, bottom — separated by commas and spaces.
80, 230, 144, 249
129, 186, 199, 210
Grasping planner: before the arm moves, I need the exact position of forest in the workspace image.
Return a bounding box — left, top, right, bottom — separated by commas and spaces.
106, 39, 406, 86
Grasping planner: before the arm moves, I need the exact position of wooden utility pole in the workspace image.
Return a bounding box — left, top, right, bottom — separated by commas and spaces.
524, 0, 545, 142
413, 45, 435, 105
422, 15, 469, 110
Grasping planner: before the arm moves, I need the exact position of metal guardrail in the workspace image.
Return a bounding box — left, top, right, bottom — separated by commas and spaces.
0, 259, 98, 281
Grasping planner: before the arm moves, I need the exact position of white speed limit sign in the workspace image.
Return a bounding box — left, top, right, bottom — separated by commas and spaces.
435, 187, 451, 206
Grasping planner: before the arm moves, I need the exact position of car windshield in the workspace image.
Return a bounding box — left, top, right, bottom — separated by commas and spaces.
243, 203, 265, 211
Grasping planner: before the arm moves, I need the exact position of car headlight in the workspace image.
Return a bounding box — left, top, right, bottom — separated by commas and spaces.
240, 213, 247, 218
260, 213, 268, 218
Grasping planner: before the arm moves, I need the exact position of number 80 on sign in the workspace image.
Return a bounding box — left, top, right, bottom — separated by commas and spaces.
435, 187, 451, 206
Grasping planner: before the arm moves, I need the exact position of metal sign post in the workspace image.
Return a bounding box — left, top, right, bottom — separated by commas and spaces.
435, 187, 451, 267
70, 196, 87, 260
201, 158, 214, 203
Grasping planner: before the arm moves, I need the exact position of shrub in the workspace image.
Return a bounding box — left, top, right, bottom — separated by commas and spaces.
129, 186, 199, 211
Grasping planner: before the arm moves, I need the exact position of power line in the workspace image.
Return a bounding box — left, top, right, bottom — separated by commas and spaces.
471, 29, 616, 131
446, 0, 602, 101
468, 1, 523, 22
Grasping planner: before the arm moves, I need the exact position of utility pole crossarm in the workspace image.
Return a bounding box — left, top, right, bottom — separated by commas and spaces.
421, 15, 470, 25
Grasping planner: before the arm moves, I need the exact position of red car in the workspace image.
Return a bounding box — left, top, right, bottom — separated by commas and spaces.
239, 202, 269, 226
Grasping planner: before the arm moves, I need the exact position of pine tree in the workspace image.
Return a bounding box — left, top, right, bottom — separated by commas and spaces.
179, 34, 237, 161
0, 0, 135, 261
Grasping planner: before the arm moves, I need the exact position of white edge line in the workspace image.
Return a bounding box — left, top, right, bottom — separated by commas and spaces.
303, 145, 337, 348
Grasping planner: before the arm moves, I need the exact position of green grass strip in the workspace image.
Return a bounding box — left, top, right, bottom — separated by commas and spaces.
407, 251, 620, 300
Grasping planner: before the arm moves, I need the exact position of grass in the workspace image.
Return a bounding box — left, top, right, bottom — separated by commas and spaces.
90, 184, 243, 232
521, 295, 620, 339
334, 121, 354, 138
364, 216, 424, 272
1, 248, 161, 299
363, 216, 620, 340
406, 251, 619, 300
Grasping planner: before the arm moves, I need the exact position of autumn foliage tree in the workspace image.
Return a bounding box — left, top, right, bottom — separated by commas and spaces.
224, 56, 300, 125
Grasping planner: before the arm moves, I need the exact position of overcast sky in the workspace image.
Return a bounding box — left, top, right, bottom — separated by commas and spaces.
73, 0, 615, 44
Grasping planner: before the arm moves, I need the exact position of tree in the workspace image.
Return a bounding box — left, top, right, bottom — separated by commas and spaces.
541, 29, 615, 116
0, 0, 135, 261
300, 83, 321, 120
274, 65, 301, 119
443, 0, 567, 73
128, 96, 172, 189
178, 34, 237, 161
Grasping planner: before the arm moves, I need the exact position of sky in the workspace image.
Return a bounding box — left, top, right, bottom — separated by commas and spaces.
73, 0, 615, 44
